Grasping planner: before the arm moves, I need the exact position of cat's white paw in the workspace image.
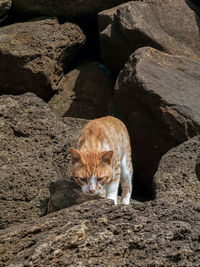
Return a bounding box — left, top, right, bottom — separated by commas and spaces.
107, 195, 117, 205
121, 197, 130, 205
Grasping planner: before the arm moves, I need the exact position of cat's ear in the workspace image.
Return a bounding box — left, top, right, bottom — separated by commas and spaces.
101, 151, 113, 164
69, 147, 82, 164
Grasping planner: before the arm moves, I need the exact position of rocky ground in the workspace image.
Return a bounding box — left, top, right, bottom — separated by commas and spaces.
0, 0, 200, 266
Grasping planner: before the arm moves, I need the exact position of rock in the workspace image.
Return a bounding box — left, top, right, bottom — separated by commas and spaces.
0, 17, 85, 99
48, 179, 103, 213
0, 94, 87, 229
62, 117, 89, 146
12, 0, 129, 19
154, 135, 200, 204
99, 0, 200, 74
0, 0, 11, 17
111, 47, 200, 183
0, 199, 199, 266
48, 62, 114, 119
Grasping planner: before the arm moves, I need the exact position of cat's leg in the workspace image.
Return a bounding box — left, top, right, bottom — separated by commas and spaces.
106, 175, 120, 205
120, 154, 133, 205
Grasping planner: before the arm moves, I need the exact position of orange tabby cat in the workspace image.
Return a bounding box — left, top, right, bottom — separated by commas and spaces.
69, 116, 133, 205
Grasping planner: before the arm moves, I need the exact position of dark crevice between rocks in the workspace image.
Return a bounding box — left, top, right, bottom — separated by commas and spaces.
60, 15, 102, 74
195, 156, 200, 181
39, 198, 49, 217
131, 173, 154, 202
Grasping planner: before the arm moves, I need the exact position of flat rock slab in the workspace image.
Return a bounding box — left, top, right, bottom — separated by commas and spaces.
48, 62, 114, 119
0, 94, 87, 229
112, 47, 200, 182
0, 199, 199, 266
99, 0, 200, 73
12, 0, 129, 18
0, 17, 85, 99
0, 0, 11, 17
154, 135, 200, 204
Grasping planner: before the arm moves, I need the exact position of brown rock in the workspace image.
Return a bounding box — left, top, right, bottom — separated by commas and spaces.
48, 179, 103, 213
48, 62, 114, 119
0, 17, 85, 99
62, 117, 89, 147
12, 0, 129, 18
99, 0, 200, 74
0, 94, 87, 229
154, 135, 200, 204
111, 47, 200, 184
0, 199, 199, 266
0, 0, 11, 17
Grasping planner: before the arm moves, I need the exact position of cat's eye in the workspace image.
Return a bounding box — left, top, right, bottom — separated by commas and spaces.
97, 177, 104, 182
80, 177, 87, 183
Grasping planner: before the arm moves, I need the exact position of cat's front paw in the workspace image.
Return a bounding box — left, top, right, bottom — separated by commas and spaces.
106, 196, 117, 205
121, 197, 130, 205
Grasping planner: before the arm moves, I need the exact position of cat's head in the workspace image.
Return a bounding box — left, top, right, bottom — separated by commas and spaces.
69, 147, 113, 194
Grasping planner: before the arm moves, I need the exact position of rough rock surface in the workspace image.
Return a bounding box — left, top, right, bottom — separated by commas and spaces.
154, 135, 200, 204
0, 94, 88, 229
48, 179, 103, 213
0, 17, 85, 99
48, 62, 113, 119
1, 130, 200, 265
0, 0, 11, 17
12, 0, 129, 18
99, 0, 200, 73
111, 47, 200, 182
0, 199, 199, 266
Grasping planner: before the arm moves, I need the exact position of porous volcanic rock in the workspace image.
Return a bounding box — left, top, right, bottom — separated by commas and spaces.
62, 117, 89, 146
0, 199, 199, 266
0, 17, 85, 99
154, 135, 200, 204
99, 0, 200, 73
0, 0, 11, 17
0, 94, 87, 229
111, 47, 200, 183
12, 0, 129, 19
48, 62, 114, 119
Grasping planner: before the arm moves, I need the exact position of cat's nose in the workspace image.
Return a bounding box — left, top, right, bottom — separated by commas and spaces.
88, 188, 95, 194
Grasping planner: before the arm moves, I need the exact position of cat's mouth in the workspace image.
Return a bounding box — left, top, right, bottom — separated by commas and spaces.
85, 189, 103, 195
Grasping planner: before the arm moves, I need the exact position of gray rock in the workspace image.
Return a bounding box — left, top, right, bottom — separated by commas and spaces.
48, 179, 103, 213
0, 199, 199, 266
0, 0, 11, 17
99, 0, 200, 74
12, 0, 130, 18
0, 94, 87, 229
48, 62, 114, 119
0, 17, 85, 99
112, 47, 200, 183
154, 135, 200, 204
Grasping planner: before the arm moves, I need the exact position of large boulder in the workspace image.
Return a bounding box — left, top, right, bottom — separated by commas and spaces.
48, 62, 114, 119
0, 0, 11, 17
12, 0, 129, 19
0, 18, 85, 99
99, 0, 200, 74
111, 47, 200, 183
0, 94, 87, 229
0, 199, 199, 266
154, 135, 200, 204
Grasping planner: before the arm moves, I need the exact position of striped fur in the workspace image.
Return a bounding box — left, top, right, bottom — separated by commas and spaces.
69, 116, 133, 205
